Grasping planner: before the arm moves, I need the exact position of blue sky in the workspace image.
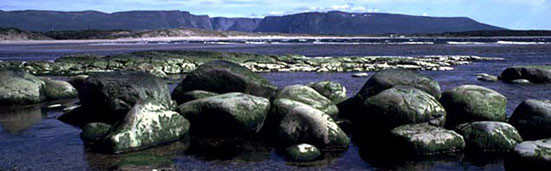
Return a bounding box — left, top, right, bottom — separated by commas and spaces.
1, 0, 550, 30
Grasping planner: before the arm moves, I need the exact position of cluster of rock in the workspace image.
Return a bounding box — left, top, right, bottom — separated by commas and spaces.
478, 65, 551, 84
0, 51, 502, 78
0, 68, 77, 106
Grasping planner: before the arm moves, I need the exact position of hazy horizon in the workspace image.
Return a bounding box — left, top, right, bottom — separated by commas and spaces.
1, 0, 550, 30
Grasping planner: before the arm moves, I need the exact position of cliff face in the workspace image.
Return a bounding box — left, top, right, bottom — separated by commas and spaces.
0, 10, 505, 34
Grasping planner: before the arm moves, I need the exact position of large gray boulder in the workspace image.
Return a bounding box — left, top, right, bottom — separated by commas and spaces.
356, 68, 441, 100
172, 60, 277, 104
500, 66, 551, 83
41, 78, 78, 100
455, 121, 522, 152
176, 92, 270, 138
276, 85, 339, 118
273, 98, 350, 149
506, 138, 551, 170
103, 99, 190, 153
0, 68, 46, 105
440, 85, 507, 128
391, 123, 465, 155
77, 71, 174, 124
509, 99, 551, 140
308, 81, 347, 103
359, 86, 446, 131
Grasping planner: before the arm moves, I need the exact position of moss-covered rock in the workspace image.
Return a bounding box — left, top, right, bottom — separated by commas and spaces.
0, 68, 46, 105
172, 60, 277, 104
78, 71, 174, 124
173, 90, 219, 104
276, 85, 339, 118
308, 81, 347, 103
41, 78, 78, 100
500, 65, 551, 83
104, 99, 190, 153
509, 99, 551, 140
176, 92, 270, 139
285, 144, 322, 162
80, 122, 112, 145
391, 123, 465, 155
274, 99, 350, 149
440, 85, 507, 129
356, 68, 441, 100
506, 138, 551, 170
359, 86, 446, 132
455, 121, 522, 152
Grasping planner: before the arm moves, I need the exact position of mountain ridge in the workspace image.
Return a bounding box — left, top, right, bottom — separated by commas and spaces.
0, 10, 505, 34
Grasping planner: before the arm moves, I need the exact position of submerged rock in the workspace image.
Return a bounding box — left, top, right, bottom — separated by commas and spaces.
104, 99, 190, 153
356, 68, 441, 100
274, 99, 350, 149
477, 73, 498, 82
511, 79, 531, 84
352, 73, 369, 77
0, 68, 46, 105
285, 144, 322, 162
80, 122, 112, 144
391, 123, 465, 155
78, 71, 174, 124
276, 85, 339, 118
455, 121, 522, 152
176, 92, 270, 138
358, 86, 446, 131
308, 81, 347, 103
41, 78, 78, 100
500, 66, 551, 83
506, 138, 551, 170
509, 99, 551, 140
440, 85, 507, 128
172, 60, 277, 104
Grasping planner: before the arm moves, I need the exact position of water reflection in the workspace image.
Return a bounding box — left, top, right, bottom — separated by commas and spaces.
84, 139, 190, 170
0, 105, 43, 134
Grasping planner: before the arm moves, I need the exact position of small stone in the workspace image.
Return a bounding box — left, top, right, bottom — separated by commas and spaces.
352, 73, 369, 77
511, 79, 530, 84
285, 144, 322, 162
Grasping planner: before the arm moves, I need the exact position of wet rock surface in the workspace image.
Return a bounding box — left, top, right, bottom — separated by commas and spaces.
455, 121, 522, 152
500, 65, 551, 83
509, 99, 551, 140
390, 123, 465, 155
0, 68, 46, 105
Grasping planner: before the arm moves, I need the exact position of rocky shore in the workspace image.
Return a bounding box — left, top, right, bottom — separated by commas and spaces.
0, 51, 502, 78
3, 55, 551, 169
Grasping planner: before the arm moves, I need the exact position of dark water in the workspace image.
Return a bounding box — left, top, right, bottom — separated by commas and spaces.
1, 42, 550, 170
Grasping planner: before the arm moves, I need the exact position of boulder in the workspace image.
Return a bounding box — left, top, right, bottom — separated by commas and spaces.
0, 68, 46, 105
68, 75, 88, 91
172, 60, 277, 104
477, 74, 498, 82
104, 99, 190, 153
440, 85, 507, 128
176, 92, 270, 138
359, 86, 446, 131
506, 138, 551, 170
173, 90, 219, 104
276, 85, 339, 118
41, 78, 78, 100
509, 99, 551, 140
274, 99, 350, 149
285, 144, 322, 162
500, 66, 551, 83
308, 81, 347, 103
455, 121, 522, 152
356, 68, 441, 100
80, 122, 112, 145
391, 123, 465, 155
78, 72, 174, 124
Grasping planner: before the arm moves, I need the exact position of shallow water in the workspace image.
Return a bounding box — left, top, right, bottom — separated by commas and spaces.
1, 42, 550, 170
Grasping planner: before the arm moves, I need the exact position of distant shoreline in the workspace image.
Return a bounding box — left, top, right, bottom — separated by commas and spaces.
2, 36, 551, 45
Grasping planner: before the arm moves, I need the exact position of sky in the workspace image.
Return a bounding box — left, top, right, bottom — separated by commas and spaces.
0, 0, 550, 30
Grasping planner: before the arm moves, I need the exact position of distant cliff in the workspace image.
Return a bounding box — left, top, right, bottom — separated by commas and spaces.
0, 10, 505, 35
